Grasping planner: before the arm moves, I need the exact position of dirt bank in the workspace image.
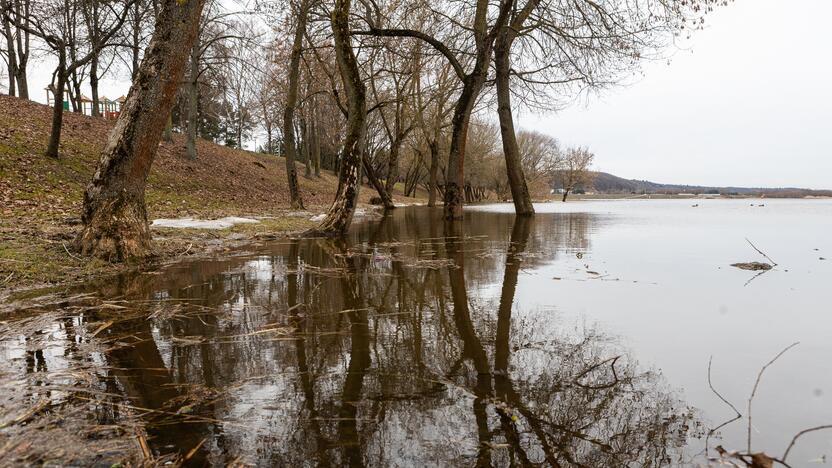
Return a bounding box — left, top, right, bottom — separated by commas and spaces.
0, 95, 419, 296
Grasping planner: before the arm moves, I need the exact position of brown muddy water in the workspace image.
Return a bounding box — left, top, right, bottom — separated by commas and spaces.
1, 199, 831, 466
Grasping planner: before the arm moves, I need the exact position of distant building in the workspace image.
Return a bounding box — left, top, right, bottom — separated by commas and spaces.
45, 86, 124, 120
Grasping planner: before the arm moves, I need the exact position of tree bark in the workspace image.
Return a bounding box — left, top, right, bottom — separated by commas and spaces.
312, 0, 365, 235
562, 188, 570, 202
494, 29, 534, 216
186, 32, 199, 160
444, 74, 484, 219
12, 0, 28, 98
362, 151, 394, 209
427, 140, 438, 207
2, 3, 16, 97
442, 0, 512, 220
76, 0, 205, 261
14, 60, 26, 98
131, 0, 140, 79
384, 139, 401, 198
90, 54, 100, 117
162, 112, 173, 141
282, 0, 309, 209
45, 53, 66, 159
311, 102, 321, 177
301, 114, 312, 178
88, 0, 101, 117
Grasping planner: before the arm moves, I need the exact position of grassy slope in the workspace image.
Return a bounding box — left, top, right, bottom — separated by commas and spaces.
0, 95, 412, 293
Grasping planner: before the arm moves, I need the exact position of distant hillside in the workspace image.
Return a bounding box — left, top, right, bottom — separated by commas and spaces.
590, 171, 832, 197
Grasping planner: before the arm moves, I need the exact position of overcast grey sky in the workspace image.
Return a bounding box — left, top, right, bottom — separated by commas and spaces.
14, 0, 831, 189
523, 0, 832, 189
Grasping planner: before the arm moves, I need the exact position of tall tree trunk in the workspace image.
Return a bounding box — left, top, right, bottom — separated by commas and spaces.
46, 54, 66, 159
441, 0, 512, 220
90, 54, 101, 117
562, 188, 570, 202
312, 0, 365, 235
2, 6, 16, 97
444, 75, 484, 220
162, 112, 172, 141
88, 0, 101, 117
384, 140, 401, 198
427, 140, 438, 207
283, 0, 309, 209
185, 33, 199, 160
301, 115, 312, 178
13, 0, 29, 98
311, 104, 321, 177
131, 0, 140, 79
494, 31, 534, 216
14, 61, 27, 98
76, 0, 205, 261
67, 73, 80, 113
265, 121, 272, 154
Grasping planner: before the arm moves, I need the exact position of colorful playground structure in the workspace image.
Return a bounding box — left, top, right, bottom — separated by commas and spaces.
45, 85, 126, 120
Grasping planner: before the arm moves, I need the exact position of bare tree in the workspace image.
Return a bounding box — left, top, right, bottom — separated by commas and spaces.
76, 0, 205, 260
183, 1, 251, 159
493, 0, 538, 216
515, 130, 563, 191
413, 54, 454, 207
355, 0, 514, 220
491, 0, 719, 215
311, 0, 365, 234
282, 0, 313, 210
0, 0, 30, 98
5, 0, 134, 158
82, 0, 125, 117
557, 146, 595, 202
366, 40, 417, 199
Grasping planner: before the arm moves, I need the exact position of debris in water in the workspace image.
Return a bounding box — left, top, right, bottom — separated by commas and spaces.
731, 262, 772, 271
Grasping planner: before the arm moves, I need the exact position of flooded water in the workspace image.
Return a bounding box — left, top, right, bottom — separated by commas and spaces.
1, 199, 830, 466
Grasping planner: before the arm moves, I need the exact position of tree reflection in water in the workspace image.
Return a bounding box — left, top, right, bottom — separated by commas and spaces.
0, 208, 697, 466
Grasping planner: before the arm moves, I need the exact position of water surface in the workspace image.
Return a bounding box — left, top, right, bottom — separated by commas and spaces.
1, 199, 830, 466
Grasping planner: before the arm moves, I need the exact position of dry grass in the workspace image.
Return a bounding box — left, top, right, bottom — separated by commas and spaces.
0, 95, 423, 295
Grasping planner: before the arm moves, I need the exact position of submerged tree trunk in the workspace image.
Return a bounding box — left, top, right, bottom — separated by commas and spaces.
312, 0, 365, 235
494, 30, 534, 216
76, 0, 205, 261
282, 0, 310, 209
46, 53, 67, 159
186, 34, 199, 160
427, 140, 439, 207
444, 73, 485, 220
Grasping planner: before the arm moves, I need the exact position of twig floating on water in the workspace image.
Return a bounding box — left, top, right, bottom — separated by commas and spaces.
745, 238, 777, 266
